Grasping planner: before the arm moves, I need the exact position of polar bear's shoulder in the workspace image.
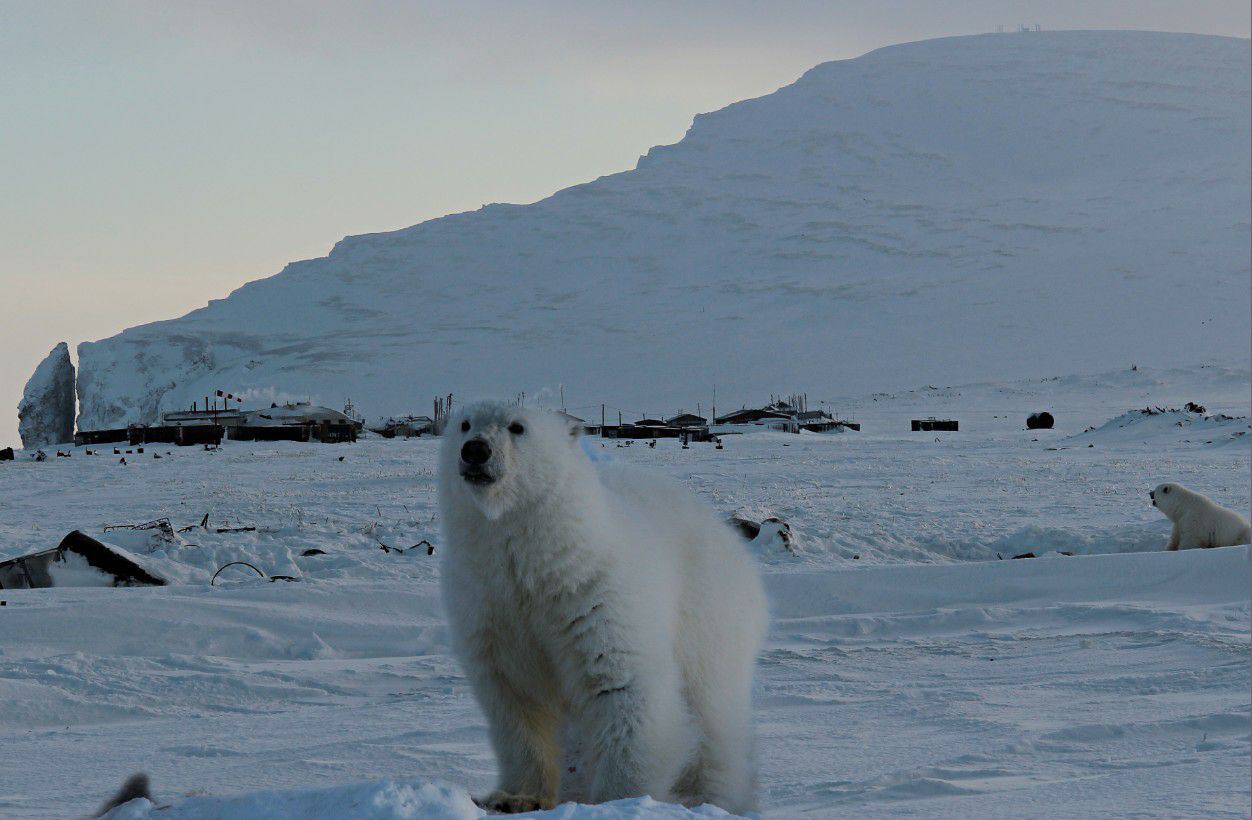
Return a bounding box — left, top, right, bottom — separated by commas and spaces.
596, 462, 686, 497
595, 464, 722, 529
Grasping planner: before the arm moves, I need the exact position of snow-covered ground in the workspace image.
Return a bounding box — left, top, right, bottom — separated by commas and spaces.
1, 371, 1248, 817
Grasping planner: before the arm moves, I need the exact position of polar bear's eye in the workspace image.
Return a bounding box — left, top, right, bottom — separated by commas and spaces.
460, 420, 471, 433
1163, 487, 1170, 493
508, 422, 525, 435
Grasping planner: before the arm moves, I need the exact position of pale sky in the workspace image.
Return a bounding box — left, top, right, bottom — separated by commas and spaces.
2, 1, 1249, 447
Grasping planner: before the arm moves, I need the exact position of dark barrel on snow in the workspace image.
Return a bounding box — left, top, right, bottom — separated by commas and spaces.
1026, 412, 1055, 430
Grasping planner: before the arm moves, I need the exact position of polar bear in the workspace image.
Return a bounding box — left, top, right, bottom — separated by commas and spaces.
1150, 483, 1252, 550
437, 402, 767, 814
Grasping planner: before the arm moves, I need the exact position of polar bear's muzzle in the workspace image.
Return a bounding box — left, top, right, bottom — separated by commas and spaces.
460, 438, 497, 485
1149, 489, 1156, 507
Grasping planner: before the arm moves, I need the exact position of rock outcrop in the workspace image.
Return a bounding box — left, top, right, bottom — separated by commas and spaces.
18, 342, 76, 448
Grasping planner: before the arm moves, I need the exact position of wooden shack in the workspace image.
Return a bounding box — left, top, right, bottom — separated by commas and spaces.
75, 428, 130, 446
229, 403, 359, 443
665, 413, 708, 428
714, 407, 799, 433
608, 423, 682, 439
796, 410, 860, 433
129, 424, 225, 446
911, 418, 959, 432
370, 415, 435, 438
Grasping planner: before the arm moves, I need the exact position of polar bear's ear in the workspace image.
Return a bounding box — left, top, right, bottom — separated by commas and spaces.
555, 413, 583, 440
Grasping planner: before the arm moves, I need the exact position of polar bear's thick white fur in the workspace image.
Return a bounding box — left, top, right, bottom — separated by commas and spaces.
1150, 482, 1252, 550
437, 402, 767, 814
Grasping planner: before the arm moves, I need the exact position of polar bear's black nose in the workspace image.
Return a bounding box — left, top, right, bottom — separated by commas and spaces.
461, 439, 492, 465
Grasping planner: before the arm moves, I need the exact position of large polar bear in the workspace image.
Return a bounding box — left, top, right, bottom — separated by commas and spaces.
1150, 483, 1252, 550
438, 402, 767, 814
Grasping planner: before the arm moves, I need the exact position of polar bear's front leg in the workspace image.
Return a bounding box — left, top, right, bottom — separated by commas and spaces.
579, 652, 690, 805
468, 664, 560, 812
1166, 522, 1181, 551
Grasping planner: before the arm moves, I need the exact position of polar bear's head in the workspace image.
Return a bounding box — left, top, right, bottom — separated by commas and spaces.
1150, 482, 1192, 518
439, 401, 586, 520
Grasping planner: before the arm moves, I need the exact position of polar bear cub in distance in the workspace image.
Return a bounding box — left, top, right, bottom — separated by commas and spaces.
437, 402, 767, 814
1150, 482, 1252, 550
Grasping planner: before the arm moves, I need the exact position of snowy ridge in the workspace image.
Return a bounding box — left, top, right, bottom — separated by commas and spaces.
71, 31, 1251, 430
1071, 406, 1251, 447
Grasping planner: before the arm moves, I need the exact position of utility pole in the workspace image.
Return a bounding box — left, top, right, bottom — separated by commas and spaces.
601, 403, 605, 429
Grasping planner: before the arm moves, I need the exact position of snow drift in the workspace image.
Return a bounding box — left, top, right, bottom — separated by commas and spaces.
1073, 406, 1251, 447
68, 31, 1251, 431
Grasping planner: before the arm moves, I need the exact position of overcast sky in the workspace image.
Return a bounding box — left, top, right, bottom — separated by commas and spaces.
2, 1, 1249, 446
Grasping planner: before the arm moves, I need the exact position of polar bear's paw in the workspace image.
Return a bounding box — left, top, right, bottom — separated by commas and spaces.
474, 790, 553, 814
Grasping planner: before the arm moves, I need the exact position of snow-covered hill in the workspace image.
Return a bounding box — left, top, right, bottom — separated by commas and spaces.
70, 31, 1250, 430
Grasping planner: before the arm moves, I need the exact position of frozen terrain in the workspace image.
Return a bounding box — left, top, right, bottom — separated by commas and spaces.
68, 30, 1251, 431
2, 371, 1248, 817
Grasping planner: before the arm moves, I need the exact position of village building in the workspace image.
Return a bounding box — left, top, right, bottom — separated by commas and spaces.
229, 402, 361, 443
911, 418, 959, 432
714, 407, 799, 432
162, 407, 246, 428
130, 423, 225, 447
74, 427, 130, 446
665, 413, 708, 428
371, 415, 436, 438
796, 409, 861, 433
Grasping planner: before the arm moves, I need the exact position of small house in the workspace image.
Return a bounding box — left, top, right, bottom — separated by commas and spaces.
714, 407, 799, 433
75, 428, 130, 446
130, 424, 225, 446
665, 413, 708, 429
714, 408, 793, 426
371, 415, 435, 438
230, 402, 360, 443
911, 418, 959, 432
796, 410, 859, 433
162, 408, 246, 428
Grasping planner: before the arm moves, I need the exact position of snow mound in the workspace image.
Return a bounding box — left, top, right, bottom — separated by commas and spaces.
103, 779, 480, 819
103, 780, 735, 819
68, 31, 1250, 432
1072, 407, 1251, 447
